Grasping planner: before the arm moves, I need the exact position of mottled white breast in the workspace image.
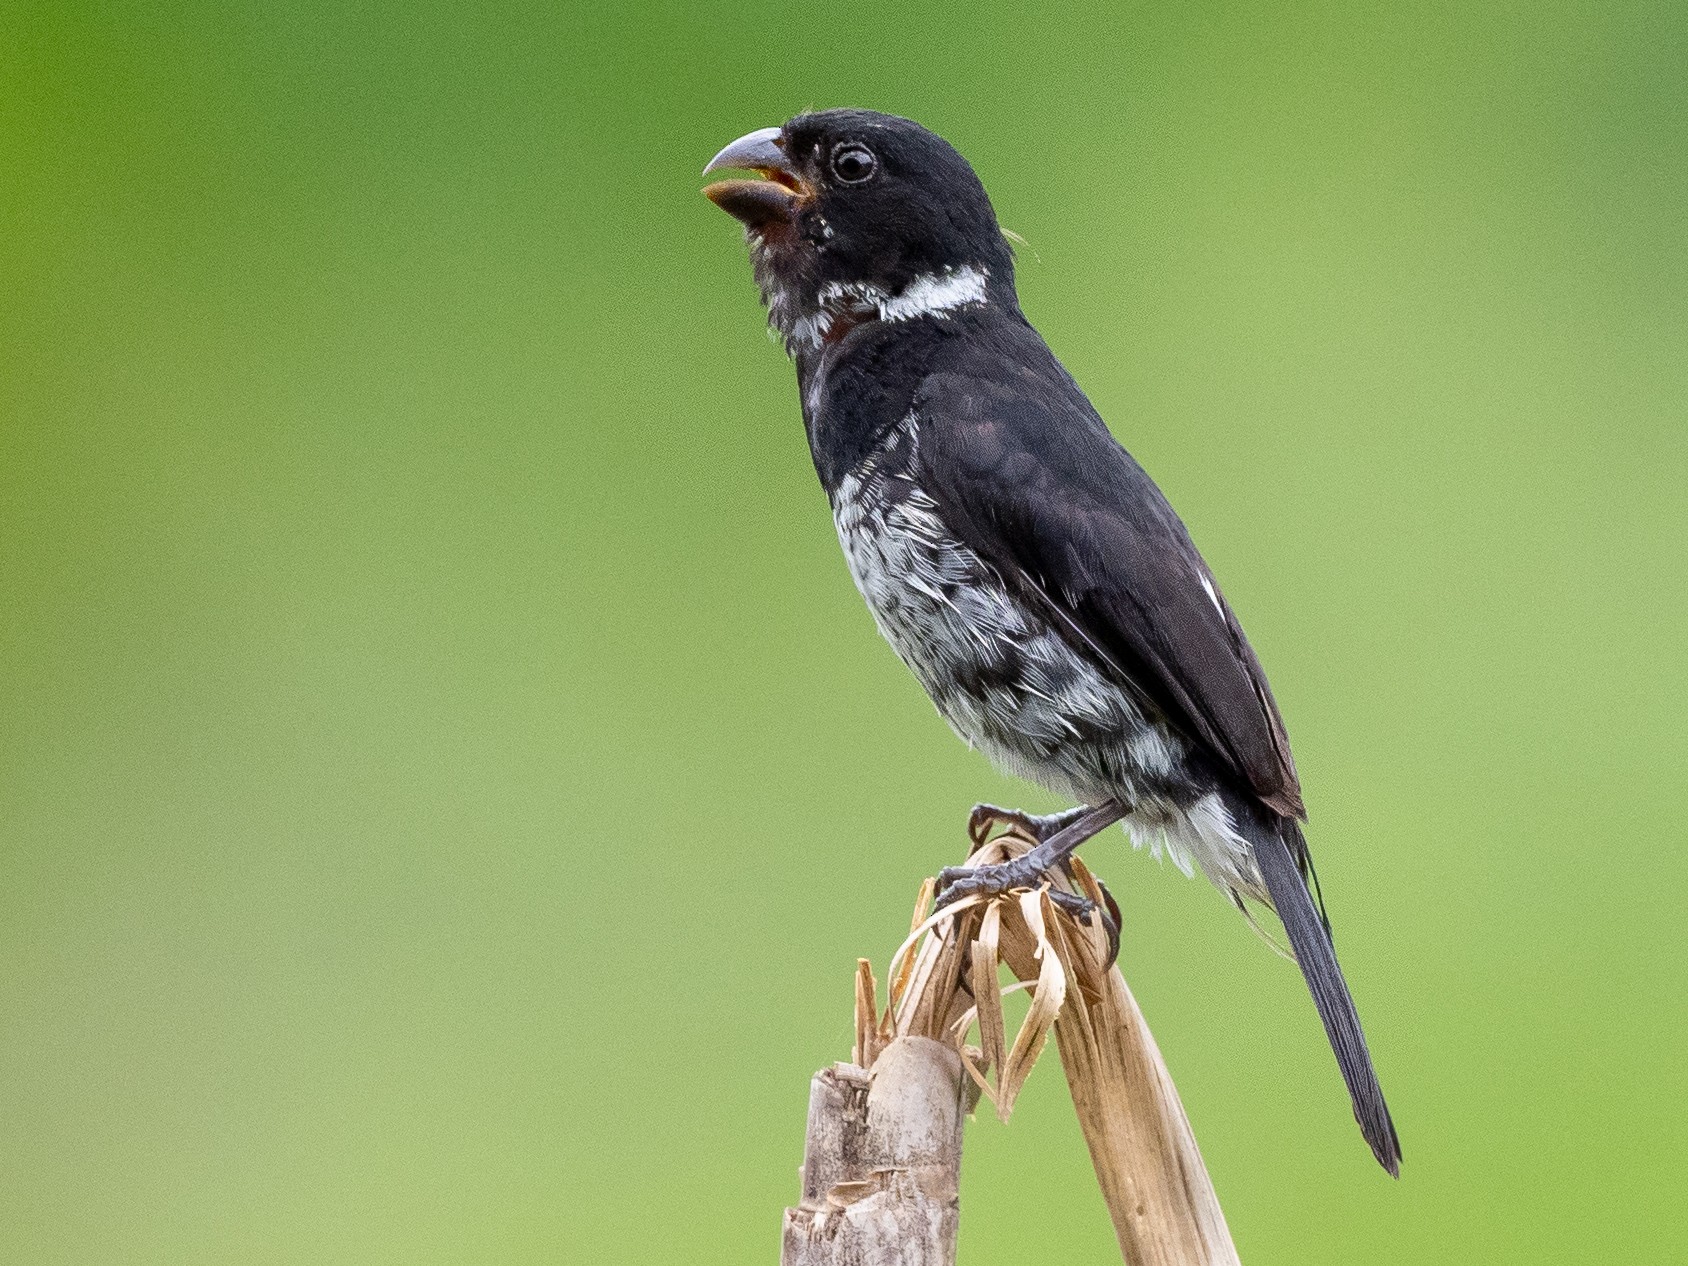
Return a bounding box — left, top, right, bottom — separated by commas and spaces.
829, 417, 1258, 894
830, 420, 1149, 790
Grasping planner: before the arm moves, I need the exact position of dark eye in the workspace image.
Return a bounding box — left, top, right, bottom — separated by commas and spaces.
830, 143, 877, 184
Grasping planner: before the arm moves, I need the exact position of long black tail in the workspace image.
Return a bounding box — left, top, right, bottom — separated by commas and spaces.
1253, 818, 1401, 1176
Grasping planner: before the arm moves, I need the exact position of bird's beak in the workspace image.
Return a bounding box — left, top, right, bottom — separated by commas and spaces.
702, 126, 806, 227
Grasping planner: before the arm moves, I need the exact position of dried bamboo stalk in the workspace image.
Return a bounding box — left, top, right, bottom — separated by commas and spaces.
780, 1038, 967, 1265
781, 825, 1239, 1266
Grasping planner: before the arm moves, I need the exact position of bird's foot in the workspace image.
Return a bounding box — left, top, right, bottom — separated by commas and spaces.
936, 849, 1123, 967
935, 852, 1048, 908
967, 803, 1094, 851
943, 798, 1131, 965
936, 852, 1098, 921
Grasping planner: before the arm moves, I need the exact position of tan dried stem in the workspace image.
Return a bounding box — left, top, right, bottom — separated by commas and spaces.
859, 825, 1241, 1266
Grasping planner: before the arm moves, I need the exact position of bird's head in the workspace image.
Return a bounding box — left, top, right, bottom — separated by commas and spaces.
703, 110, 1015, 352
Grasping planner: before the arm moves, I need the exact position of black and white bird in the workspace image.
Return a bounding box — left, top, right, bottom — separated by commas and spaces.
702, 109, 1400, 1174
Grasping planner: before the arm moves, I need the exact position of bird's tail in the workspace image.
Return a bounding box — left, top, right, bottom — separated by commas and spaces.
1252, 816, 1402, 1176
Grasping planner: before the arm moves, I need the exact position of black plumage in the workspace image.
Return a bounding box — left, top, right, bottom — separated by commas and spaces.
704, 109, 1400, 1174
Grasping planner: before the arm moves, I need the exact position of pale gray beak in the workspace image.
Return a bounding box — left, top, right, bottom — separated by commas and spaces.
702, 126, 789, 177
702, 126, 806, 227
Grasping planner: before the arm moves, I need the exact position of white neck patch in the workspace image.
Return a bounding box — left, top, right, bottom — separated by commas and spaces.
874, 266, 990, 322
768, 265, 991, 352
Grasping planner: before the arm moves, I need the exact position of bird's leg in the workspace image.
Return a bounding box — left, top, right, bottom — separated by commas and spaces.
967, 802, 1095, 851
967, 803, 1119, 944
937, 798, 1130, 912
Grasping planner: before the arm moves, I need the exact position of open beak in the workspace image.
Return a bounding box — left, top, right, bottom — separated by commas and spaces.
702, 126, 806, 227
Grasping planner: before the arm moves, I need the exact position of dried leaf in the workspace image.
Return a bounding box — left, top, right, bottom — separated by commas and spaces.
994, 888, 1065, 1117
970, 901, 1007, 1116
891, 877, 938, 1004
853, 958, 878, 1069
886, 893, 982, 1016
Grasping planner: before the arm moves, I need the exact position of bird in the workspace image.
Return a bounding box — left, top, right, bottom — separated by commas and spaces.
701, 108, 1400, 1175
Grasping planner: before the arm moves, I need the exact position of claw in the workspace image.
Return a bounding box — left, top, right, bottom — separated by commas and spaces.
1101, 909, 1121, 968
1095, 876, 1122, 943
1043, 888, 1122, 967
967, 803, 1028, 851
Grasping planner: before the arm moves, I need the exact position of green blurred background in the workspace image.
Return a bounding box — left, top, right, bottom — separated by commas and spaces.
3, 2, 1684, 1262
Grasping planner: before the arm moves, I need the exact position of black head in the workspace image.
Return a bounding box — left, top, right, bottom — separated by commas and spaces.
703, 110, 1016, 349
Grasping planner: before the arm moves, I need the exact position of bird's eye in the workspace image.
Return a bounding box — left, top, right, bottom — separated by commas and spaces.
830, 143, 877, 184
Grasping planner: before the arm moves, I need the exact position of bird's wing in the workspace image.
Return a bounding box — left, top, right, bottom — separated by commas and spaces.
915, 347, 1304, 818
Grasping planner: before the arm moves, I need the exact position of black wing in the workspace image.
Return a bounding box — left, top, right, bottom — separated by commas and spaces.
915, 324, 1304, 818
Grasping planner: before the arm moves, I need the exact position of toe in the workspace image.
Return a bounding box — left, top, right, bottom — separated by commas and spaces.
967, 803, 1016, 849
1047, 890, 1097, 922
933, 865, 978, 908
